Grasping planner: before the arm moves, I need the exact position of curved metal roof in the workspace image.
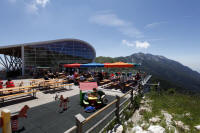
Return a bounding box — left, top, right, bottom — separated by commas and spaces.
0, 38, 96, 58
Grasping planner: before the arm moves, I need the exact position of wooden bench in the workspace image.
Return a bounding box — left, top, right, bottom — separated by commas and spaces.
112, 82, 119, 86
54, 83, 73, 90
125, 83, 132, 87
0, 86, 38, 104
36, 80, 60, 89
0, 90, 38, 99
41, 80, 73, 92
102, 82, 113, 88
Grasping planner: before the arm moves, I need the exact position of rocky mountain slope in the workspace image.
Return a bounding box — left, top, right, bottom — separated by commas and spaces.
95, 53, 200, 92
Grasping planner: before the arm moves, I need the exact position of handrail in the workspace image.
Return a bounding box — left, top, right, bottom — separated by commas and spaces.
120, 85, 138, 99
86, 108, 116, 133
119, 97, 130, 107
120, 89, 132, 99
119, 101, 131, 115
64, 126, 77, 133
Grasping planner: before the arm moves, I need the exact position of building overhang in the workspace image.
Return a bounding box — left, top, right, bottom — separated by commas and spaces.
0, 38, 96, 58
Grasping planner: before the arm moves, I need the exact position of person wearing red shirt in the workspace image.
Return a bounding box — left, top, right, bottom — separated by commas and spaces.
0, 79, 3, 89
6, 79, 15, 88
110, 73, 114, 79
74, 72, 78, 79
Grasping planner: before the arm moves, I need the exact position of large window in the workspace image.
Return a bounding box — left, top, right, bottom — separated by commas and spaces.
24, 40, 95, 74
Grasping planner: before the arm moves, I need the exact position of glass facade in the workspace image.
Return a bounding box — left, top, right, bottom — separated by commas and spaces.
23, 40, 96, 74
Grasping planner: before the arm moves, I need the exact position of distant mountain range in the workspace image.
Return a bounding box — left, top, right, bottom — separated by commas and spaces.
95, 53, 200, 92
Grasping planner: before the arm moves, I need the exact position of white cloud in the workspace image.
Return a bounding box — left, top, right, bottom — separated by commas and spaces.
89, 12, 143, 38
135, 41, 150, 49
26, 0, 50, 14
145, 21, 167, 29
145, 22, 160, 29
36, 0, 50, 8
122, 40, 135, 47
89, 13, 127, 27
122, 40, 150, 49
10, 0, 50, 14
26, 3, 38, 14
119, 27, 143, 38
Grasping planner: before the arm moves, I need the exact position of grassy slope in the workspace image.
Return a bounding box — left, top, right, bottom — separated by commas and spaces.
145, 90, 200, 132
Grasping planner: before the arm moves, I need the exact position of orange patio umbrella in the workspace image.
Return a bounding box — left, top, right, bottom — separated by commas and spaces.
104, 62, 133, 68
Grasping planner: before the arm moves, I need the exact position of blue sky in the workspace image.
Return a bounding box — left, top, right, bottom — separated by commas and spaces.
0, 0, 200, 72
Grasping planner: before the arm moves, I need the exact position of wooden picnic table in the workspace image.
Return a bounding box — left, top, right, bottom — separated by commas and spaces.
87, 77, 94, 81
88, 96, 98, 100
30, 78, 44, 82
88, 96, 98, 106
37, 79, 73, 92
100, 79, 111, 86
102, 79, 110, 82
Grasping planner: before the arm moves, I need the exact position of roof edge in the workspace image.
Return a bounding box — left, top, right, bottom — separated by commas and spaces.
0, 39, 96, 56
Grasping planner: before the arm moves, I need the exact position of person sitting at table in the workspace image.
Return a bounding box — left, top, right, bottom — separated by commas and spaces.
98, 72, 103, 81
0, 79, 3, 89
44, 74, 49, 80
87, 90, 98, 106
0, 79, 3, 95
74, 71, 78, 79
19, 81, 24, 87
91, 88, 98, 97
80, 75, 85, 81
135, 72, 141, 81
6, 79, 15, 88
91, 88, 107, 106
110, 73, 115, 79
68, 74, 74, 83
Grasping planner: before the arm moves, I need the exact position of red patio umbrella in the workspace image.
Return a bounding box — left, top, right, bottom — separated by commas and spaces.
63, 63, 81, 68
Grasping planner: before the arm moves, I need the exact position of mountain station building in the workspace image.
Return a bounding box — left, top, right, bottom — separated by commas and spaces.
0, 39, 96, 76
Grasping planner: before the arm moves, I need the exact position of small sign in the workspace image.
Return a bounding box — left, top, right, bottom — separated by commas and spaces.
79, 82, 98, 91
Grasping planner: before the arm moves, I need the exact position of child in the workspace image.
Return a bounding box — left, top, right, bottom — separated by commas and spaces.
59, 95, 69, 112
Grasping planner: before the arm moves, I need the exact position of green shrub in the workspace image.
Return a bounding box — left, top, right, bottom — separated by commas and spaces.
167, 88, 176, 95
134, 95, 142, 110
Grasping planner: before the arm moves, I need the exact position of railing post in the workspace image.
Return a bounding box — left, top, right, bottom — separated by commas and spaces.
115, 95, 120, 123
1, 109, 12, 133
131, 87, 134, 105
75, 114, 85, 133
138, 83, 142, 96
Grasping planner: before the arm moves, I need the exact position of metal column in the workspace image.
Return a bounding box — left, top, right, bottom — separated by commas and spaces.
21, 45, 25, 76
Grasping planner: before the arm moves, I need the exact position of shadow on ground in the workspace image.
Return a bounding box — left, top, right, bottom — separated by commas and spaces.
0, 96, 37, 108
0, 94, 126, 133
